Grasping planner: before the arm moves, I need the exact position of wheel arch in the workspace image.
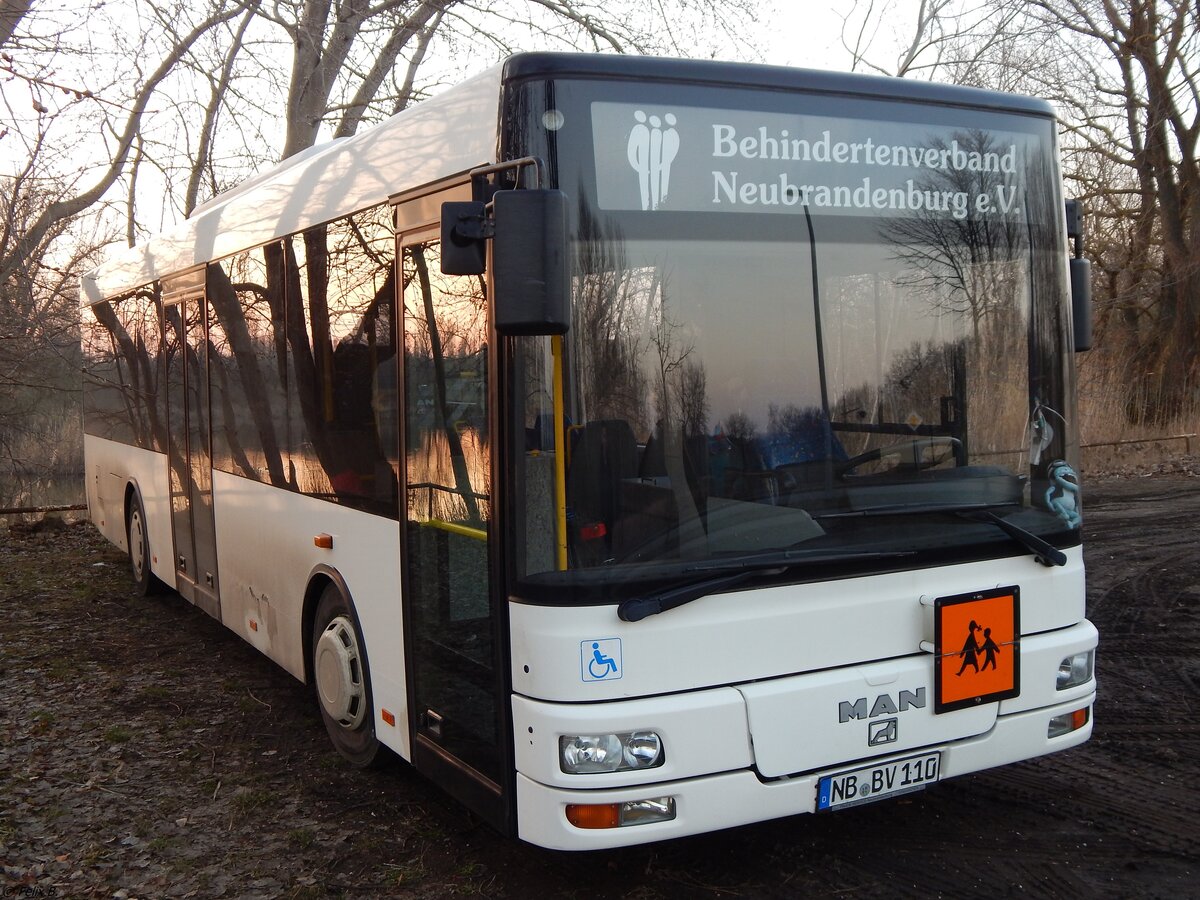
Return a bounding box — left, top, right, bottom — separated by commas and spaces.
122, 478, 143, 549
302, 565, 361, 688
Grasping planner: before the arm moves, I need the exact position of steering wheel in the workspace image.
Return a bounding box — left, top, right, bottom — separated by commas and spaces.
838, 436, 963, 479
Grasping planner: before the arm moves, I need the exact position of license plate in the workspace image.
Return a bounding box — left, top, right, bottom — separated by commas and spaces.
816, 752, 941, 811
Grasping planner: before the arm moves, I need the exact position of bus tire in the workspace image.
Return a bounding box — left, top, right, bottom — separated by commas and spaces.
127, 490, 164, 597
312, 583, 382, 768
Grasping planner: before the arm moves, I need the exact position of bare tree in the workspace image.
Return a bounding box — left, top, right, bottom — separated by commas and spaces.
0, 0, 257, 284
838, 0, 1020, 79
0, 0, 761, 502
963, 1, 1197, 423
841, 0, 1199, 425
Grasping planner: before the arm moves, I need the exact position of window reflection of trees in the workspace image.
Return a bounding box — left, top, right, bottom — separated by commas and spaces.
830, 129, 1038, 466
292, 208, 397, 512
82, 286, 165, 451
207, 205, 398, 515
208, 248, 289, 487
570, 202, 710, 442
402, 241, 489, 527
885, 131, 1028, 346
570, 203, 650, 436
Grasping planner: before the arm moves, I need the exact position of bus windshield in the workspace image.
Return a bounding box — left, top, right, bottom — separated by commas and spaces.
507, 77, 1078, 597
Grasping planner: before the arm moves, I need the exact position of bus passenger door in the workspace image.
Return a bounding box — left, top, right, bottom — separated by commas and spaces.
162, 272, 221, 620
396, 191, 509, 830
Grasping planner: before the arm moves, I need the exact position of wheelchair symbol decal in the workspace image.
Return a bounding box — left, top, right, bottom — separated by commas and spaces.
582, 638, 622, 682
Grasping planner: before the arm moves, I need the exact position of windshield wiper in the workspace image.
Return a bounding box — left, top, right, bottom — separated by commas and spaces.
617, 549, 915, 622
815, 501, 1007, 519
617, 568, 772, 622
815, 502, 1068, 567
961, 510, 1067, 567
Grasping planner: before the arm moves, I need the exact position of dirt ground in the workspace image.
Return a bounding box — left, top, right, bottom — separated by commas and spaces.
2, 468, 1197, 898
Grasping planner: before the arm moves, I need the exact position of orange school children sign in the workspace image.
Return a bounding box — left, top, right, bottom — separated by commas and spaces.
934, 587, 1021, 713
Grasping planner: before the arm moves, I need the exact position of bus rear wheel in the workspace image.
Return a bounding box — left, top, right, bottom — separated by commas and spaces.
312, 584, 382, 768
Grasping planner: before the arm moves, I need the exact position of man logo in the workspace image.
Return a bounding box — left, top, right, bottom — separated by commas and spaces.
838, 687, 926, 723
628, 110, 680, 210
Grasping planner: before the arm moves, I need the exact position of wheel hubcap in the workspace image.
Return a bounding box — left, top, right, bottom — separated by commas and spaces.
315, 615, 366, 729
130, 511, 145, 579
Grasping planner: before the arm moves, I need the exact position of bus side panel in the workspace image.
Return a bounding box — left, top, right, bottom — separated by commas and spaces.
210, 470, 411, 761
84, 433, 174, 591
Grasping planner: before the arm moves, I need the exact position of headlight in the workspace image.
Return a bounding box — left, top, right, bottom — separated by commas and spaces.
1056, 650, 1095, 690
560, 731, 664, 774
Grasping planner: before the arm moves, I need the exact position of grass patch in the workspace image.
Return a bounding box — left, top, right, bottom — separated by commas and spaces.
43, 804, 67, 822
104, 725, 133, 744
288, 828, 316, 849
31, 710, 56, 735
388, 855, 428, 887
232, 788, 274, 814
45, 657, 84, 681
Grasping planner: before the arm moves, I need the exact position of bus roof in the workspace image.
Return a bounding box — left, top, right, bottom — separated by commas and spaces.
82, 64, 504, 305
83, 53, 1057, 305
501, 52, 1057, 119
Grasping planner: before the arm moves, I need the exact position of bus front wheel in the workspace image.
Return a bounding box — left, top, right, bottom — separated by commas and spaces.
126, 491, 164, 596
312, 584, 381, 768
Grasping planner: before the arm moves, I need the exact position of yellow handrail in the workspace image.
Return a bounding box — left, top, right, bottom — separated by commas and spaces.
553, 334, 568, 570
423, 518, 487, 542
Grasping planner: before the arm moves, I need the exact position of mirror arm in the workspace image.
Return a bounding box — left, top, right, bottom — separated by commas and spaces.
453, 208, 495, 243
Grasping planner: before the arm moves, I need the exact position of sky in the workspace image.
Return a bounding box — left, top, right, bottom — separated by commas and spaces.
0, 0, 918, 231
761, 2, 858, 70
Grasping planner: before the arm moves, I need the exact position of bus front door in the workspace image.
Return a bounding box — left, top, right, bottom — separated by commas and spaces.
397, 197, 509, 831
163, 273, 221, 621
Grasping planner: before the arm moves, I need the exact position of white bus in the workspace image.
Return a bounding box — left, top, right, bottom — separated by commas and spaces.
82, 53, 1098, 850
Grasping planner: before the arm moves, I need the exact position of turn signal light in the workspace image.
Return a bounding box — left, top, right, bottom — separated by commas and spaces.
1048, 706, 1090, 738
565, 797, 676, 829
566, 803, 621, 829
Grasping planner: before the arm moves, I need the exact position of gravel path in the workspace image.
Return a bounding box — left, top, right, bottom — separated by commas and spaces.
2, 473, 1196, 897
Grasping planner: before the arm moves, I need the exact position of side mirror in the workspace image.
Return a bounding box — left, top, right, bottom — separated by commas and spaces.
492, 189, 570, 335
441, 201, 488, 275
1070, 257, 1092, 352
439, 189, 570, 336
1064, 199, 1083, 242
1064, 199, 1091, 352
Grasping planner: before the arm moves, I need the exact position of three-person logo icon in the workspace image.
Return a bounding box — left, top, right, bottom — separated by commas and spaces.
627, 110, 680, 211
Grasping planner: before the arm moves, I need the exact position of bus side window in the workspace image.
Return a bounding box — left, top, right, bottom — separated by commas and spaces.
283, 207, 399, 516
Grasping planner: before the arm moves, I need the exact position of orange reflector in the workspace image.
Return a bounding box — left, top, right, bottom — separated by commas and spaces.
249, 619, 258, 632
381, 709, 396, 727
1072, 707, 1089, 731
314, 533, 334, 549
566, 803, 621, 829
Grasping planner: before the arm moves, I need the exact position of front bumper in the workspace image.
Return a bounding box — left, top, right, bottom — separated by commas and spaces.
513, 619, 1097, 850
517, 689, 1094, 850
